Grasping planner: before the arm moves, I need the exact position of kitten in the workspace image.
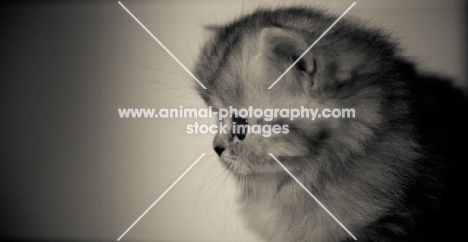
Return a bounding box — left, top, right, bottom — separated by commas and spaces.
194, 7, 468, 242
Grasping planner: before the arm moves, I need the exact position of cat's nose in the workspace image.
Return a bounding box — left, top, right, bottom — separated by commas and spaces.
214, 146, 225, 156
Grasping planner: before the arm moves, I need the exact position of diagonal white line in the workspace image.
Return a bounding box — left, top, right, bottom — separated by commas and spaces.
118, 1, 207, 89
268, 2, 356, 89
117, 153, 206, 241
268, 153, 357, 240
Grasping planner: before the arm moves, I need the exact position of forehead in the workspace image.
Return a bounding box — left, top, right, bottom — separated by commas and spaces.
198, 30, 268, 107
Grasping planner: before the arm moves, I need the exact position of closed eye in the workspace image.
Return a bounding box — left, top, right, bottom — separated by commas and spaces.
292, 55, 308, 72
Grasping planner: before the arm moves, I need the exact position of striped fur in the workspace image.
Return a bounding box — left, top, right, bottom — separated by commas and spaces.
195, 7, 468, 242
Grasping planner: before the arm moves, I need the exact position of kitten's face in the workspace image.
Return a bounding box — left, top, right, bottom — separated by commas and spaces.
196, 25, 384, 178
193, 9, 428, 242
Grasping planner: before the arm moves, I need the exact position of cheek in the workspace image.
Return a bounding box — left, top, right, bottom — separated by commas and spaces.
233, 134, 309, 163
264, 138, 309, 157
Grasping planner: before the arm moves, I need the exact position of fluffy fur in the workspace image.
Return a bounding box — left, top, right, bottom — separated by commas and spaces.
194, 7, 468, 242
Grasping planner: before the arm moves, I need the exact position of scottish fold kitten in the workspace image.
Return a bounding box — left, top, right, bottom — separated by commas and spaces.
194, 7, 468, 242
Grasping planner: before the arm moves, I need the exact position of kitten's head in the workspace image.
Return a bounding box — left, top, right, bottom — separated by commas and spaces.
195, 8, 410, 180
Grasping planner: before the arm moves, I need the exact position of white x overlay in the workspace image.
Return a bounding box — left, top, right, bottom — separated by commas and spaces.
269, 153, 357, 240
117, 153, 205, 241
268, 2, 356, 89
117, 1, 357, 241
118, 1, 207, 89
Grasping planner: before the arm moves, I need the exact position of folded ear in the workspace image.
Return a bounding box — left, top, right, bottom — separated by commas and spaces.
258, 27, 315, 73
